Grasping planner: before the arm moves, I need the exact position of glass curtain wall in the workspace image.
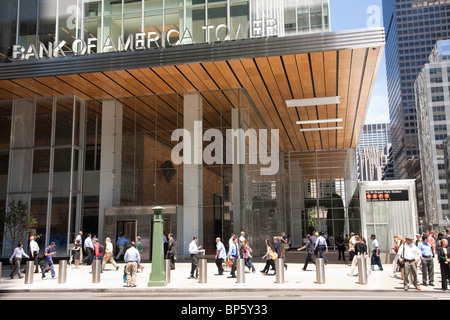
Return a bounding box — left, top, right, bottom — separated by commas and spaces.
281, 148, 360, 250
3, 0, 330, 61
3, 95, 84, 256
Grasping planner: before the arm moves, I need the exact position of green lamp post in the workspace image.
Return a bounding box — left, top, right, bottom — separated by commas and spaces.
148, 206, 167, 287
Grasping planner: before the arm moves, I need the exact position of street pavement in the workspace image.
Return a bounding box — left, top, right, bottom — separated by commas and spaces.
0, 256, 448, 296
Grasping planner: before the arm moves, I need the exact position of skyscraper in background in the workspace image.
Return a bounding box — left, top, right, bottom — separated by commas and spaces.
382, 0, 450, 179
357, 123, 391, 181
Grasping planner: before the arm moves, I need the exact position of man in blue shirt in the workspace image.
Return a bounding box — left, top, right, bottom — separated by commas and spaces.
419, 235, 434, 286
227, 237, 240, 278
116, 233, 130, 261
215, 237, 226, 275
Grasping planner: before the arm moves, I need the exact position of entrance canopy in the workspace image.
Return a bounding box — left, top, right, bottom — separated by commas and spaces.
0, 28, 384, 155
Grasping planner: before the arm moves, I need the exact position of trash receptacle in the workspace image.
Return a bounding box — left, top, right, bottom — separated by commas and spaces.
276, 258, 285, 284
316, 258, 325, 284
58, 260, 68, 284
24, 260, 34, 284
236, 258, 245, 284
358, 255, 368, 285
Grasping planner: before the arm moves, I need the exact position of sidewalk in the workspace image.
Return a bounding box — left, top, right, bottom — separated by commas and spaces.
0, 259, 446, 294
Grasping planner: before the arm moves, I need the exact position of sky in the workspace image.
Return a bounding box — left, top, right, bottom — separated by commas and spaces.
329, 0, 390, 125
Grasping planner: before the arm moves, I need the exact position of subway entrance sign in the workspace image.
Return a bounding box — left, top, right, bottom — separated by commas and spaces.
365, 190, 409, 202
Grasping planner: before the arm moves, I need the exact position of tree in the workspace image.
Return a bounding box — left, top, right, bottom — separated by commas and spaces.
2, 200, 38, 253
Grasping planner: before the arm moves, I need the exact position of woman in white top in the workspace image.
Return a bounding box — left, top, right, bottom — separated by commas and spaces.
9, 242, 29, 279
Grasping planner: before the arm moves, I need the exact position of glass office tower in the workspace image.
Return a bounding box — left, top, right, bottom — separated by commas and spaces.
0, 0, 385, 258
382, 0, 450, 179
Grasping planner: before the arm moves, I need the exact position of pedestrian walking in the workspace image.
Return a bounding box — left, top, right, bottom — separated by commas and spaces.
115, 233, 130, 261
166, 233, 176, 270
188, 236, 201, 279
348, 232, 356, 262
215, 237, 226, 275
314, 232, 328, 264
72, 239, 82, 268
124, 241, 140, 287
297, 234, 316, 271
42, 242, 56, 280
29, 236, 40, 273
347, 236, 371, 277
83, 234, 94, 265
102, 237, 119, 271
418, 235, 434, 286
92, 238, 104, 273
438, 238, 450, 291
391, 235, 402, 278
261, 239, 276, 275
397, 236, 422, 291
242, 239, 256, 273
370, 234, 383, 271
227, 237, 239, 278
9, 242, 29, 279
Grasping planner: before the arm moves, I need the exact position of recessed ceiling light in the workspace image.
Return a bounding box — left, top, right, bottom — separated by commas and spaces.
296, 118, 343, 125
286, 96, 341, 107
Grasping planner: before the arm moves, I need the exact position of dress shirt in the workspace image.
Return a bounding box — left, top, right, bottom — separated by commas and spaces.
189, 240, 199, 254
372, 239, 379, 250
10, 247, 29, 260
124, 247, 141, 263
418, 242, 433, 257
315, 236, 328, 250
116, 236, 130, 246
84, 237, 94, 249
216, 241, 226, 260
29, 240, 39, 253
399, 243, 422, 261
228, 242, 239, 258
106, 241, 114, 253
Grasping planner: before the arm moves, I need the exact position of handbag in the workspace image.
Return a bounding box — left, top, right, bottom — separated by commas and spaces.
270, 252, 278, 260
227, 259, 233, 266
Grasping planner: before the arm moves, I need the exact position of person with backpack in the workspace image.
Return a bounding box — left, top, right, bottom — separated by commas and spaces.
92, 238, 104, 273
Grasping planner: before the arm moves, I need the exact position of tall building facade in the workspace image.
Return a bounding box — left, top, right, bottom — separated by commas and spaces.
0, 0, 385, 258
357, 123, 391, 181
415, 40, 450, 228
382, 0, 450, 179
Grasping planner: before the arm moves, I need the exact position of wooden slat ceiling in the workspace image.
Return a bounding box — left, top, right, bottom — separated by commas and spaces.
0, 46, 383, 154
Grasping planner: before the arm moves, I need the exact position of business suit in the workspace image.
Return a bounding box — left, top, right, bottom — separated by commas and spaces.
438, 246, 450, 290
166, 236, 176, 269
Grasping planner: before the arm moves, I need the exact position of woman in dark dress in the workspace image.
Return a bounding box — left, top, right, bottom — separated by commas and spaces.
73, 239, 81, 268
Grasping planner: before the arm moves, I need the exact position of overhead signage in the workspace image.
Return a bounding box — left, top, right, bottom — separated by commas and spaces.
365, 189, 409, 202
12, 18, 278, 61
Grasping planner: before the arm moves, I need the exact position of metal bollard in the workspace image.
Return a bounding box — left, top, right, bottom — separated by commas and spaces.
198, 257, 207, 283
236, 258, 245, 284
58, 260, 68, 284
315, 258, 325, 284
276, 258, 285, 284
24, 260, 34, 284
0, 261, 2, 283
358, 255, 368, 285
92, 259, 101, 283
164, 259, 171, 283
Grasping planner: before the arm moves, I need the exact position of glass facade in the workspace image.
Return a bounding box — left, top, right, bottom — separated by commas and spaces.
1, 0, 330, 62
0, 88, 360, 257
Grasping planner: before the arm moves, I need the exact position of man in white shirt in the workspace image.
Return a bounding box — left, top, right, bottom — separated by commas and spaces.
9, 242, 29, 279
398, 235, 422, 291
102, 237, 119, 271
370, 234, 384, 271
188, 236, 202, 279
84, 234, 94, 265
314, 232, 328, 264
29, 236, 40, 273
